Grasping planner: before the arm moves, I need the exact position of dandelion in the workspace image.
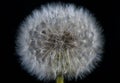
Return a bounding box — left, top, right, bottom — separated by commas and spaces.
16, 3, 104, 83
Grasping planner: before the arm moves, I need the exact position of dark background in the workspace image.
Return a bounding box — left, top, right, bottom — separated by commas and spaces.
1, 0, 120, 82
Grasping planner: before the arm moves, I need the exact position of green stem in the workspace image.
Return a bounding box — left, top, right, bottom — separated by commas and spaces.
56, 75, 64, 83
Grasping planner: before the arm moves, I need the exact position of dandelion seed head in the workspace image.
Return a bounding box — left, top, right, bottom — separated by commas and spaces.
16, 3, 104, 81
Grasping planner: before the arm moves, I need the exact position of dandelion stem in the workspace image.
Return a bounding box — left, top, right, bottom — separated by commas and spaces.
56, 75, 64, 83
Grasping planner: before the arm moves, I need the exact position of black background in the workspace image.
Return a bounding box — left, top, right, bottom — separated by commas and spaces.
1, 0, 120, 82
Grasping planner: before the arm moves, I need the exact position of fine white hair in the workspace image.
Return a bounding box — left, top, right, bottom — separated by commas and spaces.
16, 3, 104, 81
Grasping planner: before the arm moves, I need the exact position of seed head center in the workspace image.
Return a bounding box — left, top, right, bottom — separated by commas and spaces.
45, 31, 77, 50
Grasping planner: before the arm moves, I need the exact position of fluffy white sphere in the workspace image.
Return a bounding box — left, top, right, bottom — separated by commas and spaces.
16, 3, 104, 81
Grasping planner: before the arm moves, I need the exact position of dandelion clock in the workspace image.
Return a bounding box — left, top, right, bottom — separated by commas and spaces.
16, 3, 104, 83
